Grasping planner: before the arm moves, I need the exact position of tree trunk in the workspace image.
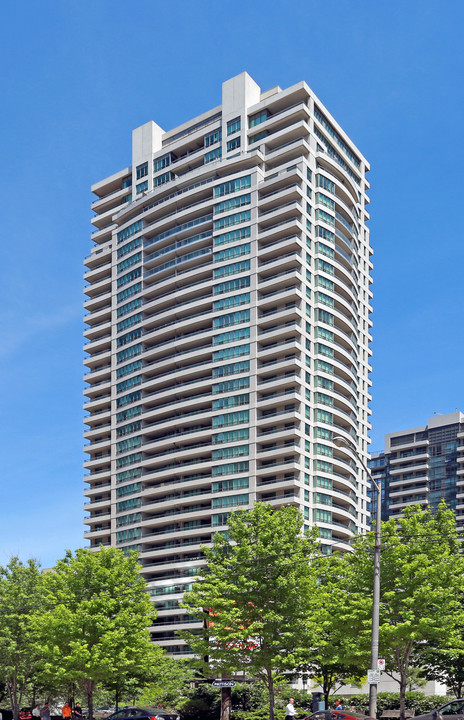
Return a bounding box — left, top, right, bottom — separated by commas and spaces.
323, 671, 330, 710
221, 687, 231, 720
87, 681, 95, 720
268, 672, 275, 720
399, 672, 407, 720
115, 688, 119, 712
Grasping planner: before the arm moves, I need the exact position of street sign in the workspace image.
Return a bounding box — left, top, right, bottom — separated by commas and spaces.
212, 680, 236, 687
367, 669, 381, 684
378, 659, 386, 671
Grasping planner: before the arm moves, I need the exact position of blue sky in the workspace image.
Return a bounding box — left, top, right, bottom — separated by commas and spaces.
1, 0, 463, 568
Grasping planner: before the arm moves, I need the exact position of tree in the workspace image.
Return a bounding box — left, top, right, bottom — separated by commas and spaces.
181, 503, 322, 720
34, 547, 161, 720
304, 553, 367, 707
346, 503, 462, 719
0, 557, 44, 720
136, 657, 196, 708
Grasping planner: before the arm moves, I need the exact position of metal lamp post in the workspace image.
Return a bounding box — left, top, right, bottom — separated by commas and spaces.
333, 436, 381, 719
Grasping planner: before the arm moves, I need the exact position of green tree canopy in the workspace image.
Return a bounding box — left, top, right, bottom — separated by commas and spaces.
34, 547, 160, 719
181, 503, 323, 720
345, 503, 463, 719
0, 557, 44, 720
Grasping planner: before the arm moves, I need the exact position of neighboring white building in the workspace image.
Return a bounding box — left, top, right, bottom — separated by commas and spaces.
83, 72, 373, 654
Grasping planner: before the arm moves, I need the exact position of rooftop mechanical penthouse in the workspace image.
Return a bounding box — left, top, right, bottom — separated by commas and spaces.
83, 72, 373, 654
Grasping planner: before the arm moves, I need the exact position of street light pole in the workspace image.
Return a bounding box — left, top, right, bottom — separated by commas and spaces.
333, 436, 381, 719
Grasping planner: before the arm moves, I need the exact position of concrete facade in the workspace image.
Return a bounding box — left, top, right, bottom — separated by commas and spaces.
83, 72, 373, 654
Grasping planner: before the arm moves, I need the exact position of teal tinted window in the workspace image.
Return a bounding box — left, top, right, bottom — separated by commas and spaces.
117, 313, 142, 332
213, 394, 249, 410
117, 283, 141, 303
227, 117, 241, 135
212, 477, 249, 492
213, 328, 250, 346
205, 147, 222, 163
117, 329, 142, 347
117, 220, 142, 244
117, 267, 142, 288
214, 210, 251, 231
212, 410, 249, 428
212, 377, 249, 394
117, 237, 142, 258
205, 128, 222, 147
212, 446, 249, 460
153, 172, 172, 187
213, 293, 250, 311
249, 110, 269, 128
214, 176, 251, 197
117, 344, 142, 364
226, 137, 241, 152
153, 153, 172, 172
212, 360, 250, 377
212, 344, 250, 361
214, 244, 250, 263
117, 298, 142, 318
136, 181, 148, 194
116, 420, 142, 437
212, 429, 250, 444
136, 162, 148, 179
213, 260, 250, 279
214, 194, 250, 215
212, 461, 249, 477
316, 174, 335, 194
214, 227, 251, 246
213, 309, 250, 329
117, 252, 142, 274
116, 375, 142, 394
212, 493, 249, 509
213, 276, 250, 294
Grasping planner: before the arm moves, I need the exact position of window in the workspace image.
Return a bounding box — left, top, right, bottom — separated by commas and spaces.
117, 298, 142, 318
117, 283, 141, 304
214, 244, 250, 263
116, 391, 141, 408
314, 443, 333, 458
212, 393, 249, 410
249, 130, 268, 144
213, 428, 250, 444
213, 260, 251, 279
205, 147, 222, 163
117, 344, 142, 364
213, 309, 250, 329
249, 109, 269, 128
117, 253, 142, 274
316, 276, 334, 292
315, 291, 334, 308
213, 293, 250, 311
214, 227, 251, 247
116, 512, 141, 527
316, 174, 335, 194
116, 420, 142, 437
116, 360, 142, 379
116, 406, 142, 424
314, 392, 334, 407
316, 226, 335, 243
315, 327, 334, 342
116, 375, 142, 394
315, 209, 335, 226
117, 220, 142, 244
205, 128, 222, 147
315, 476, 333, 490
115, 462, 142, 483
316, 192, 335, 210
153, 153, 171, 172
317, 309, 334, 326
136, 162, 148, 179
212, 461, 249, 477
213, 360, 250, 377
213, 477, 249, 491
315, 376, 334, 391
314, 108, 361, 169
136, 181, 148, 194
117, 237, 142, 259
313, 508, 332, 524
117, 328, 142, 347
213, 344, 250, 362
215, 176, 251, 197
153, 172, 172, 187
227, 137, 241, 152
214, 210, 251, 231
212, 493, 249, 509
116, 453, 142, 469
315, 242, 334, 260
116, 497, 141, 512
214, 194, 250, 215
315, 360, 334, 376
212, 446, 249, 460
117, 267, 142, 288
212, 410, 250, 428
213, 377, 250, 394
116, 436, 142, 453
116, 482, 142, 497
213, 328, 250, 346
227, 117, 241, 135
116, 528, 141, 543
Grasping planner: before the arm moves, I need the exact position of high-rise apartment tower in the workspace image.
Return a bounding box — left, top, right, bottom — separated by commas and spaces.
84, 72, 373, 654
369, 411, 464, 525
